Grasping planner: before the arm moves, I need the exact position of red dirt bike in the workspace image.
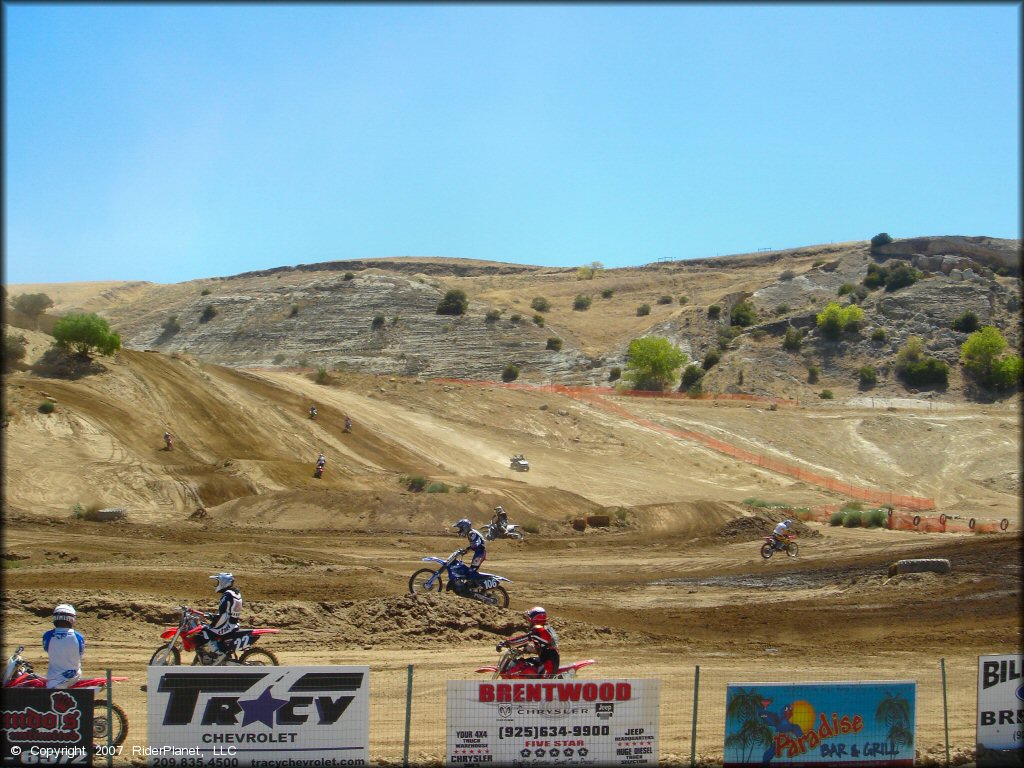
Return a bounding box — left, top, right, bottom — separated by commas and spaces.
314, 461, 325, 479
476, 643, 596, 679
761, 534, 798, 559
2, 645, 129, 746
148, 605, 280, 666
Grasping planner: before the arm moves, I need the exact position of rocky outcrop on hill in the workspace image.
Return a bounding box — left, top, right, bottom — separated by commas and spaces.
109, 270, 595, 382
873, 235, 1020, 275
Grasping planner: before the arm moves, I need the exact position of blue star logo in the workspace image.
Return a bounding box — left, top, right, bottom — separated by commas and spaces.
238, 688, 288, 727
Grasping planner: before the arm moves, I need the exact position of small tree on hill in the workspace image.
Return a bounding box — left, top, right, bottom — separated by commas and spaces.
961, 326, 1023, 390
730, 301, 758, 327
951, 311, 980, 334
436, 289, 469, 316
501, 363, 520, 383
816, 302, 864, 340
52, 313, 122, 357
12, 293, 53, 327
531, 297, 550, 312
783, 326, 802, 351
573, 294, 592, 311
624, 336, 687, 391
895, 335, 948, 388
3, 333, 27, 370
870, 232, 893, 249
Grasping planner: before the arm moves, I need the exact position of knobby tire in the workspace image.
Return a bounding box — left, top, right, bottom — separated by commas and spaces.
94, 700, 128, 746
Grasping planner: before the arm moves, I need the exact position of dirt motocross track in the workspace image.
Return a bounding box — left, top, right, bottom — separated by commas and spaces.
2, 349, 1021, 765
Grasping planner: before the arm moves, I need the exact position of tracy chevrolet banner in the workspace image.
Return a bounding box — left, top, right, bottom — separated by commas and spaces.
446, 679, 659, 766
723, 681, 916, 767
147, 666, 369, 767
976, 653, 1024, 768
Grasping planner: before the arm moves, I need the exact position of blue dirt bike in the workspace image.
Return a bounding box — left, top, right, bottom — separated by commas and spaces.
408, 549, 511, 608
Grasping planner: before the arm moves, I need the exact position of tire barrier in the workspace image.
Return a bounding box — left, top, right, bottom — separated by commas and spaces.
887, 558, 952, 577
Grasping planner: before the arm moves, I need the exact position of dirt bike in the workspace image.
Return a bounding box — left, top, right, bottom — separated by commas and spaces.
409, 550, 512, 608
761, 534, 798, 559
314, 462, 325, 479
309, 407, 318, 420
509, 455, 529, 472
475, 643, 596, 679
164, 433, 173, 451
343, 417, 352, 433
149, 605, 280, 666
2, 645, 129, 746
483, 520, 524, 541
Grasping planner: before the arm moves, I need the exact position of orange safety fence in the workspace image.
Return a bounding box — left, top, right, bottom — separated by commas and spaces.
433, 378, 936, 511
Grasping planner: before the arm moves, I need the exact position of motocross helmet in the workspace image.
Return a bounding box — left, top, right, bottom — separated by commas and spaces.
494, 506, 505, 515
210, 572, 234, 592
53, 604, 77, 626
454, 519, 473, 535
524, 606, 547, 625
782, 520, 792, 527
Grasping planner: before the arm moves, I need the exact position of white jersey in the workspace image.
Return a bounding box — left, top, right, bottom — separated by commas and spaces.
42, 628, 85, 688
773, 522, 790, 537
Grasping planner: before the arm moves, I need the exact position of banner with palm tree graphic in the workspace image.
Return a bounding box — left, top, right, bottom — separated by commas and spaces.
724, 681, 915, 766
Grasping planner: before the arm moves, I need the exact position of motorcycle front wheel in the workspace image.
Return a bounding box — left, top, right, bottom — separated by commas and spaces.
485, 585, 510, 609
149, 643, 181, 666
786, 542, 799, 558
239, 648, 279, 666
409, 568, 442, 595
94, 700, 128, 746
760, 543, 775, 560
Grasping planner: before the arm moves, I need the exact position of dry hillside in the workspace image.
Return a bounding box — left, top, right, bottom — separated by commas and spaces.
2, 237, 1021, 765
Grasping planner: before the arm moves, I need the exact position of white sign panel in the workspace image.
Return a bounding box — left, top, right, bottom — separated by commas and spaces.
977, 654, 1024, 765
447, 679, 659, 766
147, 666, 369, 767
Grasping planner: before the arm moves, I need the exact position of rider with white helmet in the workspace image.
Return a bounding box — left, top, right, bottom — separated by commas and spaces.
43, 603, 85, 688
200, 572, 243, 663
771, 519, 794, 549
454, 519, 487, 574
499, 606, 560, 678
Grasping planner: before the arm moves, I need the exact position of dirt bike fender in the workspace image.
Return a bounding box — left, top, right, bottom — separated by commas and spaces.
421, 557, 447, 565
474, 666, 499, 673
159, 628, 179, 639
560, 660, 597, 673
476, 573, 511, 583
249, 629, 280, 636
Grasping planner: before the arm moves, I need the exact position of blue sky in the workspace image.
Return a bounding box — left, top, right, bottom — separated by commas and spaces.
4, 3, 1020, 285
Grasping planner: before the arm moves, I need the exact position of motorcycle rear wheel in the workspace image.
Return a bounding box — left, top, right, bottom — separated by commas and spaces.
149, 643, 181, 666
409, 568, 442, 595
485, 585, 510, 609
94, 700, 128, 746
786, 542, 799, 558
760, 543, 774, 559
239, 648, 279, 666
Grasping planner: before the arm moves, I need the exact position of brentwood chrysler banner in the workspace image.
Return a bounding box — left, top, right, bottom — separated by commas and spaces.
723, 681, 916, 767
446, 679, 659, 766
976, 653, 1024, 768
147, 666, 369, 767
1, 689, 94, 766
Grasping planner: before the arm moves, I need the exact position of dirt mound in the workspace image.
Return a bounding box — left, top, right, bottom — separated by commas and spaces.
717, 511, 820, 539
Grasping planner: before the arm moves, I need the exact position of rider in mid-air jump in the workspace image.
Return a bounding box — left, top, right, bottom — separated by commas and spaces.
453, 518, 487, 579
771, 519, 794, 550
